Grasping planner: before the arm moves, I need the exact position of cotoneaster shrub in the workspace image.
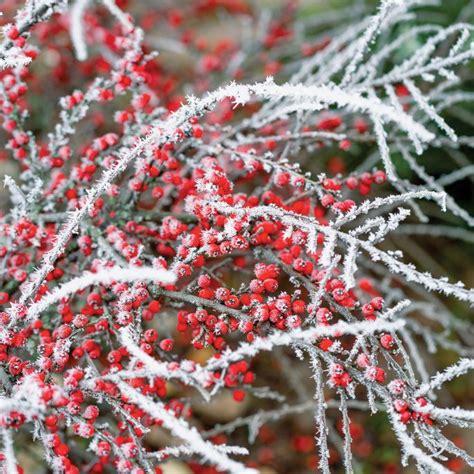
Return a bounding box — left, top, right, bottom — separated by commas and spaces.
0, 0, 473, 473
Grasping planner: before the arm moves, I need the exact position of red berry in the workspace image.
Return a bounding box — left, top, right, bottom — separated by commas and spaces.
159, 339, 174, 352
232, 390, 245, 402
0, 292, 9, 305
380, 334, 395, 350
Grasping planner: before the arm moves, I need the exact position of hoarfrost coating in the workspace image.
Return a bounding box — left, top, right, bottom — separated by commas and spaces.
0, 0, 473, 473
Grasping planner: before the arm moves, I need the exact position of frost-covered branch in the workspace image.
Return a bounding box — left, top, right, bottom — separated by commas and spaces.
416, 358, 474, 397
118, 383, 256, 474
23, 266, 176, 323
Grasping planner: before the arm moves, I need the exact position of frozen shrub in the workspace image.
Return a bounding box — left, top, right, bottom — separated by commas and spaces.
0, 0, 473, 473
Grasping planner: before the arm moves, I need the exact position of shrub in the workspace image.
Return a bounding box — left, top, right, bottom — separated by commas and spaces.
0, 0, 473, 473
